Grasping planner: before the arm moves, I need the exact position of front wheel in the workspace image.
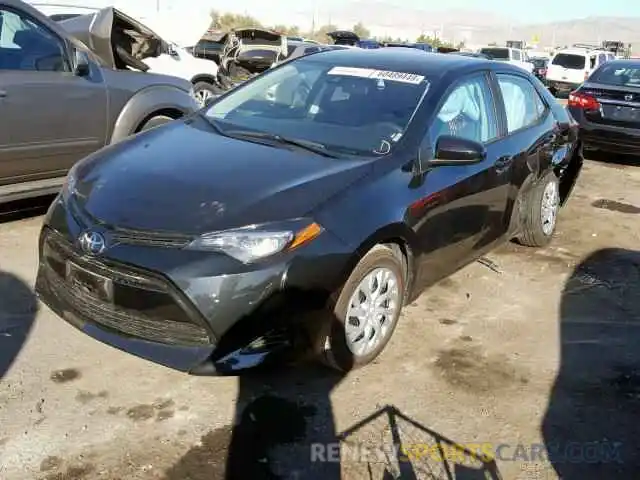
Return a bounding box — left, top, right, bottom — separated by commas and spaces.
517, 172, 561, 247
138, 115, 174, 132
321, 244, 406, 372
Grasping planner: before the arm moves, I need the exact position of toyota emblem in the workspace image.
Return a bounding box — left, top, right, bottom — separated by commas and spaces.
79, 231, 106, 255
625, 93, 633, 101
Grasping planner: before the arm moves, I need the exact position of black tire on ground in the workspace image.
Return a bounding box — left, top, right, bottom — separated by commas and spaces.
192, 81, 221, 106
139, 115, 174, 132
321, 244, 406, 372
517, 172, 560, 248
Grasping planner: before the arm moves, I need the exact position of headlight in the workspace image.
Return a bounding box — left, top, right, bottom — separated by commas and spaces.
185, 220, 323, 263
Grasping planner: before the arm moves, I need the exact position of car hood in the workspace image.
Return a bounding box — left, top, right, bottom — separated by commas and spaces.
71, 118, 373, 235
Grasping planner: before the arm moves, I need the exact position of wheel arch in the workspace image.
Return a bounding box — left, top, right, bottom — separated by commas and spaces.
338, 223, 419, 306
110, 85, 197, 143
191, 74, 218, 85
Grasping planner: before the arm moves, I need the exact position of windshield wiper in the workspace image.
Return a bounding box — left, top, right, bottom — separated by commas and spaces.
223, 130, 340, 158
198, 113, 227, 136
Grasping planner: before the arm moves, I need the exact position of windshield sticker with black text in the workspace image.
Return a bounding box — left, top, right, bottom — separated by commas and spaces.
327, 66, 425, 84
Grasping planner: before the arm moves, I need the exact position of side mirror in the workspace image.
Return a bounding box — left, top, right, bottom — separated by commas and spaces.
431, 135, 486, 166
72, 49, 90, 77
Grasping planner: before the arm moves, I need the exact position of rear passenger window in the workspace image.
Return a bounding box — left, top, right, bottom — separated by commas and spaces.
496, 74, 547, 133
590, 56, 596, 69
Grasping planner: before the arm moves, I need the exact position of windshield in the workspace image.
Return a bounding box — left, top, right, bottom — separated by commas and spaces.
204, 57, 430, 156
552, 53, 586, 69
590, 64, 640, 87
479, 48, 509, 60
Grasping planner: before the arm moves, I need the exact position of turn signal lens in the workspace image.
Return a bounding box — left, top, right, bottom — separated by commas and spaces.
288, 222, 323, 251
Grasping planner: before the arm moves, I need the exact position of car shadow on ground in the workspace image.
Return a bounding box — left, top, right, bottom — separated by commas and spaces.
0, 270, 38, 379
542, 248, 640, 478
163, 364, 501, 479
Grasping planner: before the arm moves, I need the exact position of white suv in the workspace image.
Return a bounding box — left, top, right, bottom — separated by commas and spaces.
478, 46, 534, 73
546, 48, 615, 96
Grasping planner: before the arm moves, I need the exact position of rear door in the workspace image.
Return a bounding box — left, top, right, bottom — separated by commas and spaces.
492, 71, 558, 230
548, 53, 587, 84
0, 5, 107, 186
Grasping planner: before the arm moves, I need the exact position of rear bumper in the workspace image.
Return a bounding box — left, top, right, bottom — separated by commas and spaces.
569, 111, 640, 156
547, 80, 581, 92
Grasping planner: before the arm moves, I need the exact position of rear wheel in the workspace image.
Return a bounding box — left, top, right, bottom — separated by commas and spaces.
192, 81, 221, 107
139, 115, 174, 132
517, 172, 560, 247
321, 244, 406, 372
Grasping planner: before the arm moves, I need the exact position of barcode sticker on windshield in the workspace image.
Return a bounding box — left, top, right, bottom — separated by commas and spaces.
369, 70, 424, 84
327, 66, 424, 84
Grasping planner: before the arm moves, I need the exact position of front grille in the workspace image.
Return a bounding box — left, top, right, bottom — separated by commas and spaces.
41, 229, 211, 346
110, 227, 192, 248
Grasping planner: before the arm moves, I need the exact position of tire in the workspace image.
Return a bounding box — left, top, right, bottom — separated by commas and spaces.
139, 115, 174, 132
192, 81, 221, 107
321, 244, 406, 372
517, 172, 560, 247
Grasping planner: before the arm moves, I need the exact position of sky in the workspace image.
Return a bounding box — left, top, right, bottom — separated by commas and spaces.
29, 0, 640, 36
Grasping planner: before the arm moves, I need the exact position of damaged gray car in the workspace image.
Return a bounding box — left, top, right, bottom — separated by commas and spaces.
0, 0, 198, 204
57, 7, 222, 105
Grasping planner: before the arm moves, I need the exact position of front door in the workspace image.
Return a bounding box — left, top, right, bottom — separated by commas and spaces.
409, 72, 511, 290
0, 6, 107, 186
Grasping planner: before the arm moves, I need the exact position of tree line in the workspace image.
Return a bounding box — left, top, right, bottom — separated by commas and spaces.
209, 11, 460, 48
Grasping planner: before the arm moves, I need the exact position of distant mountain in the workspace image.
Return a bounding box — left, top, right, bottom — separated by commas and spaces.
307, 3, 640, 48
460, 17, 640, 48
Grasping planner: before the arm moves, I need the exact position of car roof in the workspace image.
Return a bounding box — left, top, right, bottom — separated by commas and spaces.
555, 48, 609, 56
599, 59, 640, 67
306, 48, 495, 77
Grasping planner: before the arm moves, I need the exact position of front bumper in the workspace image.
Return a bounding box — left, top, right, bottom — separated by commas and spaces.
35, 196, 352, 375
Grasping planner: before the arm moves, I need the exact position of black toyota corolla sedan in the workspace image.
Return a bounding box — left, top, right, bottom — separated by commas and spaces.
568, 59, 640, 157
35, 48, 584, 375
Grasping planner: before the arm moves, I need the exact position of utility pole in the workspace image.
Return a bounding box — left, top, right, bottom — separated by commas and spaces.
156, 0, 159, 12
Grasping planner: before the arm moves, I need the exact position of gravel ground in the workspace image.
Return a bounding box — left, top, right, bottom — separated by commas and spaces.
1, 151, 639, 480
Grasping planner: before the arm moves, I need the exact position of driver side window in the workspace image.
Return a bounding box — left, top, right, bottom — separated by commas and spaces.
429, 74, 498, 144
0, 8, 68, 72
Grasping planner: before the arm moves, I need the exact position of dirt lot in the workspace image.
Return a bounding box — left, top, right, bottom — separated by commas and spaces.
1, 152, 639, 480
